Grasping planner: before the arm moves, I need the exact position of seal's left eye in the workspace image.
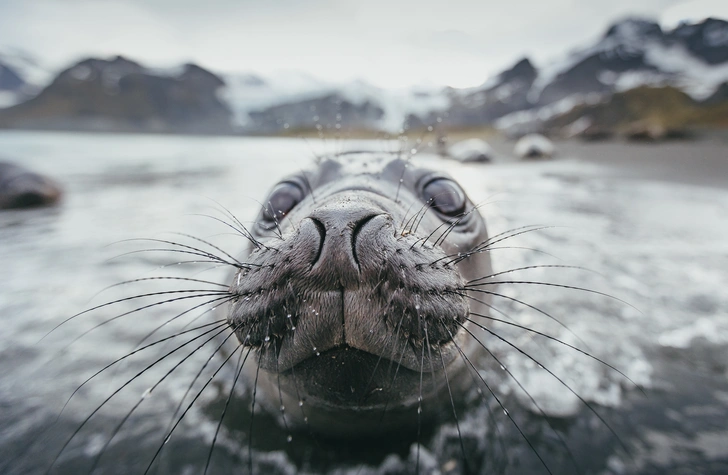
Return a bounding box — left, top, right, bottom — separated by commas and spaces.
261, 182, 304, 226
422, 178, 467, 217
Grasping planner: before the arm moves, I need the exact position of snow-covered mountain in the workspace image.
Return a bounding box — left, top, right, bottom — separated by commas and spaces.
0, 49, 53, 108
1, 16, 726, 135
221, 72, 448, 133
220, 16, 728, 134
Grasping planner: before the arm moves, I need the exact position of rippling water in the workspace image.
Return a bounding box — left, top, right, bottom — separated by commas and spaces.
1, 131, 727, 474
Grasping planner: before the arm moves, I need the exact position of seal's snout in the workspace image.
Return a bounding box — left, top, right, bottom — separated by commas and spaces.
305, 197, 389, 288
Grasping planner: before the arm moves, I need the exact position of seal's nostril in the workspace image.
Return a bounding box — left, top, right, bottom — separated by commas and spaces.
351, 214, 378, 269
310, 218, 326, 266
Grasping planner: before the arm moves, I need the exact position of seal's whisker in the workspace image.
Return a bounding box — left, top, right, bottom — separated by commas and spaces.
202, 198, 269, 249
162, 322, 250, 438
445, 332, 510, 461
453, 225, 558, 261
108, 247, 249, 269
446, 327, 555, 475
59, 319, 229, 421
189, 211, 264, 248
432, 224, 549, 266
463, 321, 633, 458
437, 337, 469, 473
289, 363, 317, 443
62, 291, 232, 348
401, 200, 431, 237
398, 196, 420, 232
273, 339, 292, 440
48, 322, 236, 474
300, 168, 316, 204
378, 311, 411, 425
422, 318, 438, 395
464, 280, 639, 312
457, 322, 583, 474
467, 264, 597, 285
116, 236, 252, 269
133, 295, 235, 349
475, 245, 561, 259
432, 202, 490, 248
43, 289, 231, 341
168, 231, 253, 269
248, 344, 263, 475
455, 289, 584, 345
144, 335, 244, 475
117, 235, 244, 264
89, 331, 241, 474
101, 276, 228, 291
204, 347, 251, 475
466, 313, 643, 391
415, 332, 426, 474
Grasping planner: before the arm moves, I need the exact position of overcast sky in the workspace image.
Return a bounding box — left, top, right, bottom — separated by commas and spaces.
1, 0, 727, 88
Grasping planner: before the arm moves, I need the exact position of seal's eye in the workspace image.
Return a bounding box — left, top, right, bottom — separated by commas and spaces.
422, 178, 467, 217
261, 182, 304, 227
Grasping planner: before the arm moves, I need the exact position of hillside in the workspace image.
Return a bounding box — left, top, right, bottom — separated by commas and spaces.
0, 56, 234, 134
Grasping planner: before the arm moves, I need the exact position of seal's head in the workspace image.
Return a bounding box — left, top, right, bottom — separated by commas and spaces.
228, 153, 492, 436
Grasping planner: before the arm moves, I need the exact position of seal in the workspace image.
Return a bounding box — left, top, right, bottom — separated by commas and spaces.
0, 161, 62, 209
228, 151, 493, 436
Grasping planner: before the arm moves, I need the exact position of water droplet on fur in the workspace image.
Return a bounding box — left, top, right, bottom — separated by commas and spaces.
299, 400, 304, 407
280, 405, 285, 412
291, 325, 296, 330
415, 304, 420, 310
287, 435, 293, 443
503, 409, 509, 416
417, 407, 422, 414
264, 335, 270, 342
287, 314, 292, 319
500, 365, 505, 371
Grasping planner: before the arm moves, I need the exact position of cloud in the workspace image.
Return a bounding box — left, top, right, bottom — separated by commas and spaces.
1, 0, 725, 88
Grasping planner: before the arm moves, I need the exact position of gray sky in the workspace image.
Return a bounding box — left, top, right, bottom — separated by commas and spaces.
2, 0, 727, 88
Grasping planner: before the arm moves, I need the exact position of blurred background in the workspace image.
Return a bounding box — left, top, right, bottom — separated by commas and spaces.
1, 1, 727, 474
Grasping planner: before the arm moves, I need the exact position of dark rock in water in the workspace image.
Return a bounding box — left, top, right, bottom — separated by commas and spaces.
247, 93, 384, 134
621, 121, 693, 142
0, 162, 62, 209
446, 138, 494, 162
514, 134, 555, 159
579, 127, 615, 142
622, 121, 667, 142
0, 56, 234, 134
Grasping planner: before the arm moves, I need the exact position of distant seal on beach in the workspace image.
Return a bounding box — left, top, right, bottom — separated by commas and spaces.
229, 152, 493, 436
0, 161, 62, 209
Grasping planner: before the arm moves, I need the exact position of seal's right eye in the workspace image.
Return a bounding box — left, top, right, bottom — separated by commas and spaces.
422, 178, 467, 218
260, 182, 304, 228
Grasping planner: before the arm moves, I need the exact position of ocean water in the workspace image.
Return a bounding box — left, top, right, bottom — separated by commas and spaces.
0, 131, 727, 474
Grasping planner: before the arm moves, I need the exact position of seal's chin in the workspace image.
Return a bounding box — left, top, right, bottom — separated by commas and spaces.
280, 345, 428, 408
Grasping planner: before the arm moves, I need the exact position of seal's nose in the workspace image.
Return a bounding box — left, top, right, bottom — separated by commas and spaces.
304, 197, 385, 288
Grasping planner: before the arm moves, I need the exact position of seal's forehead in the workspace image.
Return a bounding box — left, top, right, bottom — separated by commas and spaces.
333, 153, 398, 176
